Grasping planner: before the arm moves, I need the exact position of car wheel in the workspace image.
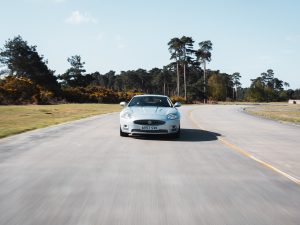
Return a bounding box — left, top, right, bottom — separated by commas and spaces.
120, 127, 129, 137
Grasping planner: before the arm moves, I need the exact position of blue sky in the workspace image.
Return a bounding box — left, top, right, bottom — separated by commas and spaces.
1, 0, 300, 88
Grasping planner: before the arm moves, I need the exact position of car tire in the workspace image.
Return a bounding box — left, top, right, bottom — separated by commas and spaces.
120, 127, 129, 137
171, 127, 180, 139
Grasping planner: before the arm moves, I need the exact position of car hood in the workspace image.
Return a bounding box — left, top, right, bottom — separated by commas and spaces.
124, 106, 178, 117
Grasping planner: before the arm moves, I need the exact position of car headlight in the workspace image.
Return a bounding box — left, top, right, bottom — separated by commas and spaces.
121, 112, 132, 119
167, 113, 178, 120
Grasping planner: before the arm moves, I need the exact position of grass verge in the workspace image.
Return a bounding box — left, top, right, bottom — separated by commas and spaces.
244, 103, 300, 124
0, 104, 121, 138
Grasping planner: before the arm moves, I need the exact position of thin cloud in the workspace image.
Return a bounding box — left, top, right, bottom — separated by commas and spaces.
95, 33, 104, 40
27, 0, 70, 3
258, 55, 273, 65
65, 11, 98, 25
258, 55, 271, 61
54, 0, 68, 3
282, 49, 294, 54
285, 34, 300, 42
117, 43, 127, 49
115, 35, 127, 49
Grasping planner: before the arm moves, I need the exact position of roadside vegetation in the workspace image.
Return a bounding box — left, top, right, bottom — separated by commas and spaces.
0, 104, 120, 138
245, 104, 300, 124
1, 35, 298, 105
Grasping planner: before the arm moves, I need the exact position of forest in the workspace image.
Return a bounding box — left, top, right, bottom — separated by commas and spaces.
0, 35, 299, 105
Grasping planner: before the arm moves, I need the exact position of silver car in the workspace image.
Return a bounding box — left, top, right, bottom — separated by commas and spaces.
120, 95, 181, 138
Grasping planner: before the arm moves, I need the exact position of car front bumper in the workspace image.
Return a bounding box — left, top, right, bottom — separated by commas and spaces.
120, 117, 180, 135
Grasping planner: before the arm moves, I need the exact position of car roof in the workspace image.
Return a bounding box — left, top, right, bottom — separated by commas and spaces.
133, 94, 168, 98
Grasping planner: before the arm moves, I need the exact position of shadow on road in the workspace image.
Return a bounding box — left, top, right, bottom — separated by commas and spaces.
131, 128, 221, 142
178, 128, 221, 142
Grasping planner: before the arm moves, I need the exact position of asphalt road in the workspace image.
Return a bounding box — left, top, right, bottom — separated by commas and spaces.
0, 105, 299, 225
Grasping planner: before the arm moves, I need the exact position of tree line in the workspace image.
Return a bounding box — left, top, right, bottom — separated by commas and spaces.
0, 35, 299, 105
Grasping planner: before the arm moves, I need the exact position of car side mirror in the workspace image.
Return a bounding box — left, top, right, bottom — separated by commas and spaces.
174, 102, 181, 107
120, 102, 127, 107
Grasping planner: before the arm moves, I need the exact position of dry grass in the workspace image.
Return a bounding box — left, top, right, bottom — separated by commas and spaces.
245, 103, 300, 124
0, 104, 121, 138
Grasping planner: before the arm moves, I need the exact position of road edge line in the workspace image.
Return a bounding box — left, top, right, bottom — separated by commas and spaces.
188, 107, 300, 186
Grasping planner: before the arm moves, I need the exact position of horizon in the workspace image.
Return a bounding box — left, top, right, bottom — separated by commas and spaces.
1, 0, 299, 89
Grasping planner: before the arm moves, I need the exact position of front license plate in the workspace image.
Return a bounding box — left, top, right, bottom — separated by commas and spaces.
141, 126, 158, 131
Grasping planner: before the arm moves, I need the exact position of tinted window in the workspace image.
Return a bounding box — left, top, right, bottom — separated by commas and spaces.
128, 96, 172, 107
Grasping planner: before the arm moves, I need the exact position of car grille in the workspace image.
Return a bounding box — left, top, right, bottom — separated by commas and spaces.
133, 120, 165, 125
131, 129, 168, 134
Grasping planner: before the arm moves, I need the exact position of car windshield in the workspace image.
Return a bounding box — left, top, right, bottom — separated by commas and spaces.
128, 96, 172, 107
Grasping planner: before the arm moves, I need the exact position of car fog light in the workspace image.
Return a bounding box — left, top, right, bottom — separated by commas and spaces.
171, 125, 177, 131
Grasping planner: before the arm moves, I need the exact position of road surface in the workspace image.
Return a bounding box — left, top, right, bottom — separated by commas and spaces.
0, 105, 299, 225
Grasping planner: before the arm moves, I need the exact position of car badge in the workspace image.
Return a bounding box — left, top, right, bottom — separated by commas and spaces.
148, 120, 152, 125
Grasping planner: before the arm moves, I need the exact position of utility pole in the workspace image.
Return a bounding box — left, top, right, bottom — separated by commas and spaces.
163, 76, 166, 95
203, 60, 207, 103
184, 63, 187, 101
177, 62, 180, 97
232, 86, 235, 100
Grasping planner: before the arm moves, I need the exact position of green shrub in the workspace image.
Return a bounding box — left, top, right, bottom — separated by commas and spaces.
0, 76, 55, 105
62, 86, 142, 103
